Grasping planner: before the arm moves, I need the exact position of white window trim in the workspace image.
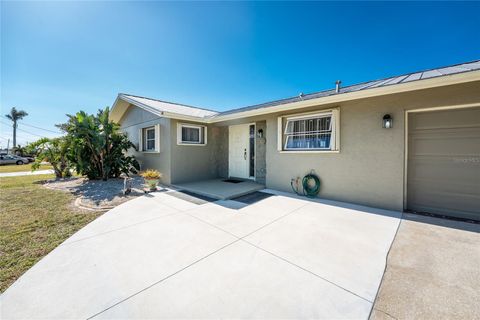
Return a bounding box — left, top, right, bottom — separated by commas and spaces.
177, 123, 207, 146
277, 108, 340, 153
138, 124, 160, 153
144, 127, 156, 151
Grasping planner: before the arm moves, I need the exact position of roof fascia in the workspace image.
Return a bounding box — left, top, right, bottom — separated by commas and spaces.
110, 95, 123, 120
118, 94, 165, 118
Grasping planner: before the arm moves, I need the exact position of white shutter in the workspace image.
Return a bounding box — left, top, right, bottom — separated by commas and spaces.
155, 124, 160, 152
177, 123, 182, 145
332, 108, 340, 151
277, 117, 283, 151
203, 126, 207, 145
138, 128, 143, 152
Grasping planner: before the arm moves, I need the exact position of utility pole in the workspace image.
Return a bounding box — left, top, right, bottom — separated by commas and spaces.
7, 138, 10, 154
13, 121, 17, 148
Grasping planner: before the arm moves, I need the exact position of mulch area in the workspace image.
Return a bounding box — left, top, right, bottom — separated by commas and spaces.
44, 176, 147, 210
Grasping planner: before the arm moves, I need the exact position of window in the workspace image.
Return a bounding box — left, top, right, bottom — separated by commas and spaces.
279, 110, 339, 151
177, 123, 207, 145
139, 124, 160, 152
143, 127, 156, 151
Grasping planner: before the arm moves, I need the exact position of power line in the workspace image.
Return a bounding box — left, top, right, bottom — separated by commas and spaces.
0, 120, 47, 138
5, 117, 157, 136
2, 122, 62, 134
1, 133, 32, 141
0, 121, 12, 130
20, 122, 62, 134
16, 127, 46, 137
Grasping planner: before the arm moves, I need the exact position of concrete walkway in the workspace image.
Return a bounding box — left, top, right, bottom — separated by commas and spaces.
371, 213, 480, 319
1, 189, 401, 319
174, 178, 265, 200
0, 169, 54, 177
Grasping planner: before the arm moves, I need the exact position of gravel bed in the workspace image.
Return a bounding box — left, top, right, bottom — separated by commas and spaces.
44, 176, 148, 210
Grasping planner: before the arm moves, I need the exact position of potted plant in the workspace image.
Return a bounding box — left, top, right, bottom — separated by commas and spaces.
140, 169, 162, 191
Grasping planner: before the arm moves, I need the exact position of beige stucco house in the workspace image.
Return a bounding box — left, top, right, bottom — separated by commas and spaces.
111, 60, 480, 221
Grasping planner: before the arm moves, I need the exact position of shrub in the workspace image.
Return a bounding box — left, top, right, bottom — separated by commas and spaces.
60, 107, 139, 180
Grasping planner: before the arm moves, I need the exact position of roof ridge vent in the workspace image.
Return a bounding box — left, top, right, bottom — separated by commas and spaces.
335, 80, 342, 93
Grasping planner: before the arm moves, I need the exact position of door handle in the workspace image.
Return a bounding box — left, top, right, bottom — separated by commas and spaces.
244, 148, 247, 160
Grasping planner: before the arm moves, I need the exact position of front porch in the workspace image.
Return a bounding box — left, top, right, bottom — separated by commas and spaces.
173, 179, 265, 200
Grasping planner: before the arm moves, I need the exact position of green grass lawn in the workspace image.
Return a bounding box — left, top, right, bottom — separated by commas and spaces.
0, 174, 102, 292
0, 163, 53, 173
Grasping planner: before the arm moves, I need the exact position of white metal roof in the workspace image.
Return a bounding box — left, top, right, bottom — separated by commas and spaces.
218, 59, 480, 116
119, 94, 218, 119
114, 59, 480, 122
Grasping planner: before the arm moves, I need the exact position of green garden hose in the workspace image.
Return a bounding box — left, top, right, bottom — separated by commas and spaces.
302, 173, 321, 198
291, 172, 321, 198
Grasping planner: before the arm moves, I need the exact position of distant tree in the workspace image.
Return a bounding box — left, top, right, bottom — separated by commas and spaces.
28, 137, 72, 179
5, 107, 28, 148
24, 142, 39, 156
61, 107, 139, 180
12, 145, 27, 156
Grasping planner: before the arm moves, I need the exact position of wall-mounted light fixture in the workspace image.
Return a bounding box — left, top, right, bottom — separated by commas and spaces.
257, 128, 264, 138
382, 114, 393, 129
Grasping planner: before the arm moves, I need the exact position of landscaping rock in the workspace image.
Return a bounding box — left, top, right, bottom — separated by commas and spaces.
44, 176, 146, 210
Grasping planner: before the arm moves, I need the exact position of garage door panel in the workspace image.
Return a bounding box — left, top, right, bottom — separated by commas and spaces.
408, 190, 479, 211
407, 107, 480, 220
408, 158, 480, 183
409, 108, 480, 131
408, 179, 480, 197
409, 131, 480, 156
407, 187, 480, 219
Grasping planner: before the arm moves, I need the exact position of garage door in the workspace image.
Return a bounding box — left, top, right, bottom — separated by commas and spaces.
407, 107, 480, 221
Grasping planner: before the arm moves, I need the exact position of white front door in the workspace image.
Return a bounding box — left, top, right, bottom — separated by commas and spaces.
229, 124, 250, 179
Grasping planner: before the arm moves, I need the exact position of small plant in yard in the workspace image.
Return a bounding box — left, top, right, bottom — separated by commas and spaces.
27, 137, 72, 179
140, 169, 162, 191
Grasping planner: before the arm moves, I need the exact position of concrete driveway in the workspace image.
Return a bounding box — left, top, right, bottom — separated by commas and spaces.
1, 189, 401, 319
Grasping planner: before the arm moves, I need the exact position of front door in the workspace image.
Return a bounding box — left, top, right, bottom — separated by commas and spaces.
229, 124, 251, 179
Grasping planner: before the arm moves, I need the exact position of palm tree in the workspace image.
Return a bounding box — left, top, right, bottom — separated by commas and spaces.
5, 107, 28, 148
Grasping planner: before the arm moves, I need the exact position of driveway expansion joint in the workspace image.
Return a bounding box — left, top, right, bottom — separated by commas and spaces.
87, 238, 242, 319
241, 238, 373, 304
368, 216, 404, 319
61, 196, 217, 246
87, 201, 312, 319
185, 201, 311, 241
239, 203, 311, 239
184, 202, 374, 304
3, 192, 401, 320
59, 211, 180, 246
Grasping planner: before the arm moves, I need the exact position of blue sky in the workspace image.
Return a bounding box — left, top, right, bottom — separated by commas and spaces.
1, 1, 479, 146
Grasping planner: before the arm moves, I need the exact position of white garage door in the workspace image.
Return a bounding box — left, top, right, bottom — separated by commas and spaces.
407, 107, 480, 221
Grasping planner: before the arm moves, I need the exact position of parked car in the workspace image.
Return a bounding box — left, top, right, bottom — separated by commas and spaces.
0, 155, 30, 165
23, 156, 35, 163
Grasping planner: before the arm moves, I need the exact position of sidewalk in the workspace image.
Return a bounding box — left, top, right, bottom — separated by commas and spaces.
0, 169, 54, 177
